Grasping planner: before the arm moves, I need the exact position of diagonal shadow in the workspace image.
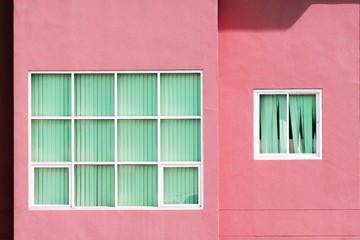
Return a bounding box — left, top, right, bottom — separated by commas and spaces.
219, 0, 359, 30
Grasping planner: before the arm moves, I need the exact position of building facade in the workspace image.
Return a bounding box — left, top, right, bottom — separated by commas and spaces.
0, 0, 358, 239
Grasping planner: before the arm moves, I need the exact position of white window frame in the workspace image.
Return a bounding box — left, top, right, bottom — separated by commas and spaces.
254, 89, 322, 160
29, 70, 203, 210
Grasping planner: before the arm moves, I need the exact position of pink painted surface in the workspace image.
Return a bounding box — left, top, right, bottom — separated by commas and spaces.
14, 0, 218, 239
220, 210, 360, 236
220, 238, 360, 240
219, 0, 359, 238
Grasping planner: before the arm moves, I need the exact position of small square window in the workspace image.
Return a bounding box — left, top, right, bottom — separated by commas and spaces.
254, 90, 322, 160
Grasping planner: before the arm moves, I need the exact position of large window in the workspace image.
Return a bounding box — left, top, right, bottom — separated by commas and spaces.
29, 71, 202, 209
254, 90, 322, 160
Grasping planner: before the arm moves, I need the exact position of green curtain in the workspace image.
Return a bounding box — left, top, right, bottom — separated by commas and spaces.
34, 168, 69, 205
164, 167, 198, 204
289, 96, 302, 153
118, 165, 157, 206
75, 74, 114, 116
289, 95, 316, 154
278, 97, 287, 153
31, 74, 71, 116
313, 97, 317, 152
161, 120, 201, 162
32, 120, 71, 162
260, 95, 287, 153
75, 165, 115, 207
118, 120, 157, 162
160, 73, 201, 116
75, 120, 114, 162
118, 74, 157, 116
32, 72, 202, 207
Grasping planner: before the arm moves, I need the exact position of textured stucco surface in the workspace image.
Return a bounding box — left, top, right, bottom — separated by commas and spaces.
219, 0, 359, 237
14, 1, 218, 239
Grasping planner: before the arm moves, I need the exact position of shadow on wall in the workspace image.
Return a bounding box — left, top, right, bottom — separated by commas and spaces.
219, 0, 359, 30
0, 0, 13, 240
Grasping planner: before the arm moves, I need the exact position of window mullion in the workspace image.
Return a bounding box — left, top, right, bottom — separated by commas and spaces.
254, 93, 259, 158
71, 73, 75, 208
157, 72, 163, 207
286, 93, 290, 155
114, 73, 118, 208
317, 92, 322, 158
28, 73, 33, 209
200, 71, 203, 207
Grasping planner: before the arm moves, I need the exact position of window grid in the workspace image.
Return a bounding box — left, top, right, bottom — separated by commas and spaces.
29, 71, 203, 210
254, 89, 322, 160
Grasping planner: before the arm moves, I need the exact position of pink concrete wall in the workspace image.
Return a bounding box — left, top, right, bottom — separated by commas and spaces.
14, 0, 218, 239
219, 0, 359, 238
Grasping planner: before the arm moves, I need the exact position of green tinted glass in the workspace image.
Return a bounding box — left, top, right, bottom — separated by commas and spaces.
75, 120, 114, 162
118, 73, 157, 116
164, 167, 198, 204
118, 120, 157, 162
34, 168, 69, 205
118, 165, 157, 206
31, 74, 71, 116
161, 120, 201, 162
75, 165, 115, 207
75, 74, 114, 116
32, 120, 71, 162
160, 73, 200, 116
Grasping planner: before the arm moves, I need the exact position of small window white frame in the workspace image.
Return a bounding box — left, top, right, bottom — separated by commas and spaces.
28, 70, 204, 210
254, 89, 322, 160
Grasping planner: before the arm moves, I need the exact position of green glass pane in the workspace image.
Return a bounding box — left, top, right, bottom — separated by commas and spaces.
31, 74, 71, 116
164, 167, 198, 205
260, 95, 287, 153
118, 120, 157, 162
75, 165, 115, 207
118, 74, 157, 116
75, 74, 114, 116
161, 120, 201, 162
118, 165, 157, 206
160, 73, 201, 116
289, 95, 317, 154
32, 120, 71, 162
34, 168, 69, 205
75, 120, 114, 162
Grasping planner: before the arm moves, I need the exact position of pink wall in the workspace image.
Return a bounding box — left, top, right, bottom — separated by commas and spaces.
14, 0, 218, 239
219, 0, 359, 238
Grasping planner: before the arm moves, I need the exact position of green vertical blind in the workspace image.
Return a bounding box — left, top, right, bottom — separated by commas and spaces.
75, 165, 115, 207
75, 120, 114, 162
34, 168, 69, 205
118, 74, 157, 116
259, 94, 317, 154
118, 165, 157, 206
31, 74, 71, 116
161, 120, 201, 162
75, 74, 114, 116
31, 72, 202, 208
164, 167, 198, 204
32, 120, 71, 162
161, 73, 201, 116
118, 120, 157, 162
